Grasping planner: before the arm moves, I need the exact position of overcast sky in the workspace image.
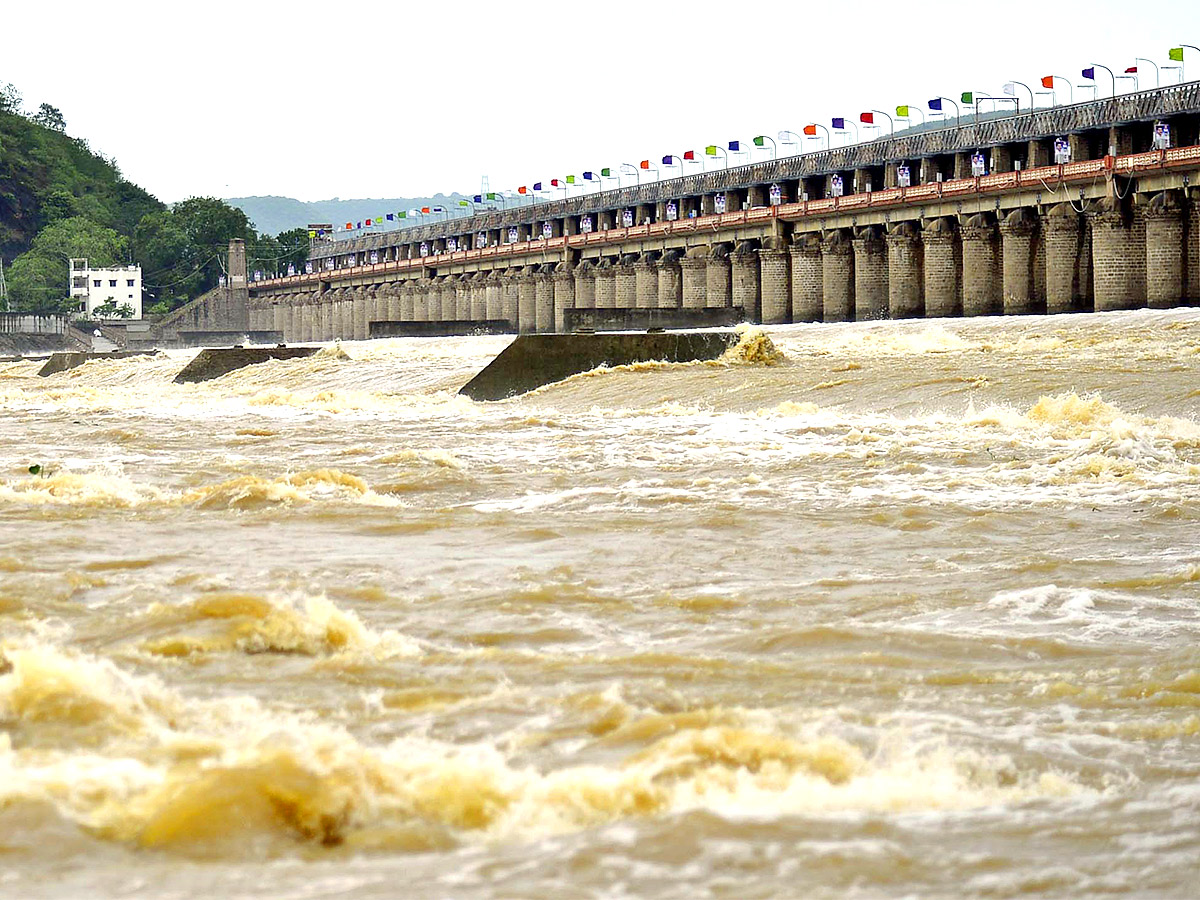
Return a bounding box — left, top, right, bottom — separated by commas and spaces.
3, 0, 1196, 203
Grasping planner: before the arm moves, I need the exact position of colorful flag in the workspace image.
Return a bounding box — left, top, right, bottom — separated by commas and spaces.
639, 160, 650, 169
896, 105, 910, 117
859, 112, 874, 124
961, 92, 973, 104
583, 171, 595, 180
1041, 75, 1055, 89
662, 155, 675, 165
550, 178, 561, 187
803, 124, 817, 135
518, 186, 528, 194
386, 213, 394, 221
421, 207, 430, 213
432, 206, 444, 212
1081, 67, 1095, 80
356, 221, 362, 229
728, 140, 741, 151
1002, 83, 1016, 96
308, 230, 316, 238
753, 135, 766, 147
566, 175, 576, 184
831, 118, 845, 129
600, 167, 611, 177
365, 218, 372, 226
345, 222, 352, 229
928, 97, 943, 110
683, 150, 696, 160
533, 182, 543, 190
486, 193, 497, 200
459, 200, 469, 207
398, 211, 407, 219
473, 195, 482, 203
1169, 47, 1184, 62
1125, 65, 1137, 73
705, 145, 719, 155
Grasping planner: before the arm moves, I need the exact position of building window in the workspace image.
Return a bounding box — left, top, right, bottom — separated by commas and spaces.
109, 279, 117, 287
127, 279, 135, 287
93, 279, 101, 287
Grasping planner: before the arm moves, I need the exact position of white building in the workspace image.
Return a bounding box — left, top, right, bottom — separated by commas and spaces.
69, 258, 142, 319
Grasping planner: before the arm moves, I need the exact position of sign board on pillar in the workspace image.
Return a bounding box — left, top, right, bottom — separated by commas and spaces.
1153, 123, 1171, 149
305, 261, 313, 274
253, 270, 262, 281
622, 209, 634, 227
477, 231, 487, 248
508, 227, 519, 243
666, 201, 678, 221
287, 264, 296, 276
897, 165, 911, 188
768, 184, 782, 206
714, 194, 727, 214
541, 222, 553, 239
325, 259, 335, 270
420, 242, 429, 257
581, 215, 593, 233
219, 275, 227, 287
1054, 137, 1071, 164
447, 238, 458, 253
830, 174, 844, 198
369, 251, 379, 264
971, 152, 987, 177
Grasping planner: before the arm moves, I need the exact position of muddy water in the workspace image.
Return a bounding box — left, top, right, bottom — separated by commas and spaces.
1, 311, 1199, 898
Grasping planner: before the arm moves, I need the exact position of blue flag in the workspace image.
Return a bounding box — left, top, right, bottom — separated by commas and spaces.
831, 117, 846, 129
728, 140, 740, 151
473, 195, 482, 203
1081, 66, 1095, 80
386, 213, 394, 221
533, 182, 543, 191
928, 98, 943, 111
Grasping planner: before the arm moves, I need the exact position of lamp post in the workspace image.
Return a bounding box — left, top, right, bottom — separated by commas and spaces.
868, 110, 894, 135
1135, 58, 1159, 88
662, 155, 686, 178
802, 123, 830, 150
1049, 75, 1074, 104
1171, 45, 1199, 81
1117, 70, 1138, 93
832, 118, 858, 146
1086, 64, 1116, 97
778, 130, 804, 149
752, 135, 777, 158
895, 105, 925, 128
1005, 80, 1034, 110
929, 96, 960, 127
704, 145, 728, 169
621, 163, 640, 186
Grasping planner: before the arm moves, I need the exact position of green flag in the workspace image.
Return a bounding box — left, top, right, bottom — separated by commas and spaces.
753, 135, 766, 147
896, 104, 910, 117
600, 167, 611, 177
398, 211, 407, 219
705, 145, 719, 156
486, 192, 497, 200
1169, 47, 1185, 61
459, 200, 469, 207
566, 175, 576, 184
961, 91, 973, 104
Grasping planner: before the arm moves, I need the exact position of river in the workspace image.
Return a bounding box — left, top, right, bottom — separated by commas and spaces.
1, 310, 1199, 898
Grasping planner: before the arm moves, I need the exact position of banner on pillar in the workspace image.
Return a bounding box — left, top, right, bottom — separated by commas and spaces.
304, 261, 313, 274
1054, 137, 1071, 164
1153, 122, 1171, 150
971, 152, 987, 177
897, 165, 911, 188
287, 264, 296, 276
325, 259, 334, 270
218, 275, 226, 287
541, 222, 553, 239
477, 231, 487, 248
768, 184, 782, 206
420, 242, 429, 257
581, 215, 593, 233
714, 194, 727, 214
253, 270, 262, 281
369, 251, 378, 264
447, 238, 458, 252
665, 200, 678, 221
508, 227, 519, 243
622, 209, 634, 227
830, 174, 844, 198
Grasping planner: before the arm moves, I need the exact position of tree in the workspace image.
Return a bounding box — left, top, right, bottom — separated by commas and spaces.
32, 103, 65, 132
41, 190, 79, 225
7, 216, 126, 313
0, 83, 21, 115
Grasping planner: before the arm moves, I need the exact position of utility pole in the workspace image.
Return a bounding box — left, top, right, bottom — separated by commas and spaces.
0, 258, 9, 312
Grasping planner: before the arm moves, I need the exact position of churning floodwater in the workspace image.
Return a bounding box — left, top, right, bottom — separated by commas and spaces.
2, 310, 1200, 898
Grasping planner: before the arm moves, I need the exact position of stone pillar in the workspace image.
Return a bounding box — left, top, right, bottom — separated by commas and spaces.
455, 276, 472, 321
384, 283, 401, 323
635, 253, 658, 308
318, 290, 333, 339
353, 289, 370, 340
922, 218, 959, 317
705, 245, 731, 308
886, 222, 923, 319
400, 281, 416, 321
341, 290, 356, 338
1145, 192, 1184, 309
574, 262, 596, 310
681, 248, 708, 309
961, 215, 1001, 316
1043, 204, 1081, 314
409, 281, 426, 322
822, 230, 855, 322
535, 265, 555, 332
999, 208, 1037, 315
471, 274, 487, 320
485, 272, 503, 320
1091, 200, 1142, 311
757, 241, 790, 324
595, 260, 617, 310
657, 251, 683, 309
502, 271, 520, 328
1028, 139, 1051, 169
553, 262, 575, 332
616, 255, 638, 310
791, 234, 823, 322
518, 268, 537, 333
853, 227, 888, 320
299, 294, 313, 342
732, 242, 760, 322
1188, 196, 1200, 304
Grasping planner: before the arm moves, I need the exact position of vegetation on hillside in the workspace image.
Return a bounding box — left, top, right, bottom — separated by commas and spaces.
1, 80, 309, 316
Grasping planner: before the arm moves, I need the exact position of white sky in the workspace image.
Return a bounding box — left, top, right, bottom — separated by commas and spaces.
3, 0, 1196, 203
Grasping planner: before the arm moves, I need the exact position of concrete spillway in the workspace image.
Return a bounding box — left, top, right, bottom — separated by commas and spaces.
173, 346, 319, 383
38, 351, 160, 377
459, 330, 737, 401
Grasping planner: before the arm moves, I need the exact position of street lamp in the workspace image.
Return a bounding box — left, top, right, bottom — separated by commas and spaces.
1135, 57, 1160, 88
863, 110, 894, 136
661, 154, 686, 177
1004, 80, 1034, 110
1084, 64, 1116, 97
620, 162, 640, 186
831, 117, 858, 146
1170, 45, 1199, 81
1045, 75, 1074, 104
704, 145, 728, 169
752, 135, 777, 158
1117, 67, 1139, 93
894, 105, 925, 129
929, 96, 961, 127
802, 123, 831, 149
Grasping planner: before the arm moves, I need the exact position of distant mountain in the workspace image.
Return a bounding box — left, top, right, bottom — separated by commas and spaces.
225, 194, 473, 237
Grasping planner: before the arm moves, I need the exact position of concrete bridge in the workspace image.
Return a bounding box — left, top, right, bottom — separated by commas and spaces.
233, 82, 1200, 340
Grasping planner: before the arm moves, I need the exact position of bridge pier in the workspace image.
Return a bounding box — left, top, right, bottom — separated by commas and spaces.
535, 265, 555, 332
471, 273, 488, 320
517, 267, 536, 332
886, 222, 923, 319
853, 227, 887, 320
792, 234, 823, 322
1092, 201, 1142, 311
759, 241, 790, 325
822, 229, 855, 323
732, 242, 760, 323
1000, 209, 1038, 315
1043, 204, 1082, 314
1145, 192, 1184, 309
553, 262, 575, 332
962, 215, 1001, 317
923, 218, 959, 317
616, 255, 638, 310
682, 248, 707, 309
706, 245, 731, 309
574, 262, 596, 311
658, 250, 682, 310
635, 252, 658, 309
595, 260, 617, 310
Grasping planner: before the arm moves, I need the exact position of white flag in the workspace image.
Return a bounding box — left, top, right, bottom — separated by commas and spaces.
1003, 82, 1016, 96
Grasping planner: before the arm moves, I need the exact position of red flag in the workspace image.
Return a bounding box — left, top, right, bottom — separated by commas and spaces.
421, 206, 431, 214
518, 186, 528, 194
640, 160, 650, 169
683, 150, 695, 160
1125, 65, 1138, 73
860, 112, 874, 124
345, 222, 352, 230
1041, 75, 1054, 89
365, 218, 372, 226
551, 178, 561, 187
803, 124, 817, 136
